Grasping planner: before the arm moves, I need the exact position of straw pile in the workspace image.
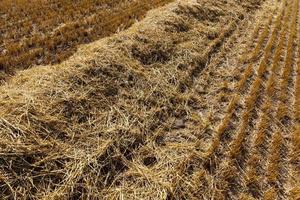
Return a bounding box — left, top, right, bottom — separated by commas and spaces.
0, 0, 279, 199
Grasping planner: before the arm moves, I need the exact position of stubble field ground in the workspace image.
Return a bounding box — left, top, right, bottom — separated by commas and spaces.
0, 0, 299, 199
0, 0, 172, 80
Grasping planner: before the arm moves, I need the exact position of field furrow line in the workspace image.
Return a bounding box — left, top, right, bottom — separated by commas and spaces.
203, 2, 285, 161
165, 2, 286, 198
194, 1, 295, 198
242, 0, 292, 198
262, 0, 299, 198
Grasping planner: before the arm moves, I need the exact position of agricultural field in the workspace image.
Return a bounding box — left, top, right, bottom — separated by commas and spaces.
0, 0, 172, 79
0, 0, 300, 199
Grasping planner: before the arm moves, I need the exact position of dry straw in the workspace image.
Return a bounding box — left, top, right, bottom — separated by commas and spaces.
0, 0, 297, 199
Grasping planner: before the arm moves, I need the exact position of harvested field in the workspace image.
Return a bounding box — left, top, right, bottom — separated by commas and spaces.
0, 0, 172, 78
0, 0, 300, 199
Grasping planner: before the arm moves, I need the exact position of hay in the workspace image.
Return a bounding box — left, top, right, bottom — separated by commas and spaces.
0, 0, 270, 199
